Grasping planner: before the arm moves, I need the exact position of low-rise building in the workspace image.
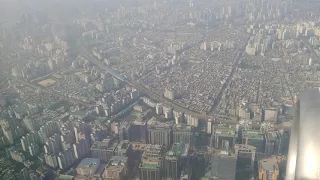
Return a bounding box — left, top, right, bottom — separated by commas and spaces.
103, 156, 128, 180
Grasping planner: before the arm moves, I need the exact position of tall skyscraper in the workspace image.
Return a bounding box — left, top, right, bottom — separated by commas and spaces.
286, 88, 320, 180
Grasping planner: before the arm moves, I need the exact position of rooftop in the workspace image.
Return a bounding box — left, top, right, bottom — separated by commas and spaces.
77, 158, 100, 169
173, 143, 182, 155
147, 117, 173, 129
70, 110, 86, 118
140, 162, 160, 169
107, 142, 119, 151
132, 120, 147, 126
107, 156, 128, 167
105, 165, 124, 172
265, 131, 279, 141
243, 130, 264, 140
173, 124, 193, 132
116, 140, 130, 154
57, 175, 74, 180
215, 127, 237, 137
259, 158, 278, 172
132, 143, 163, 152
109, 156, 128, 163
234, 144, 256, 151
91, 140, 110, 149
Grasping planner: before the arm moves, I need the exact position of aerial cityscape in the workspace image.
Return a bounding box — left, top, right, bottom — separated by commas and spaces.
0, 0, 319, 179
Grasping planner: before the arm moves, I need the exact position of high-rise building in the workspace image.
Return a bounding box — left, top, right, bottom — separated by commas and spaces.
163, 143, 190, 179
184, 114, 199, 127
139, 144, 164, 180
228, 5, 232, 18
61, 129, 76, 144
164, 88, 176, 100
214, 126, 237, 150
242, 130, 265, 153
23, 118, 39, 132
155, 103, 163, 115
129, 121, 147, 143
38, 121, 58, 143
130, 89, 139, 100
286, 88, 320, 180
207, 119, 213, 134
44, 133, 61, 155
164, 151, 179, 179
173, 110, 184, 124
44, 154, 59, 168
172, 124, 194, 145
73, 138, 90, 159
57, 148, 76, 170
211, 150, 237, 180
235, 144, 256, 170
147, 117, 173, 146
115, 140, 133, 157
119, 122, 130, 141
165, 109, 173, 120
3, 127, 13, 145
258, 158, 279, 180
264, 131, 283, 156
73, 121, 90, 141
28, 143, 40, 156
21, 131, 40, 151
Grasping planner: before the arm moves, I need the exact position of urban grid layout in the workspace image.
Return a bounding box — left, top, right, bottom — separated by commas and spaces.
0, 0, 319, 179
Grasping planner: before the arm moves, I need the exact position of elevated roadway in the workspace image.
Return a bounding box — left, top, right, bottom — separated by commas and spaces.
82, 47, 243, 121
81, 49, 211, 120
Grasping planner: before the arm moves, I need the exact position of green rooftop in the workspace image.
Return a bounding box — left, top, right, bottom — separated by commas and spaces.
215, 127, 237, 137
244, 131, 264, 140
57, 175, 74, 180
173, 143, 182, 155
141, 163, 159, 169
200, 178, 209, 180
